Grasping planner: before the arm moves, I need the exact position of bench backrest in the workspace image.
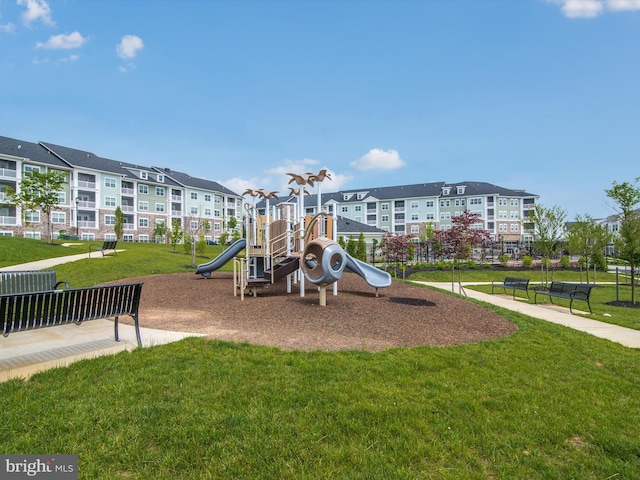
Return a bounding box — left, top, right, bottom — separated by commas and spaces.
103, 240, 117, 249
0, 270, 58, 295
549, 282, 594, 296
2, 282, 143, 337
504, 276, 529, 286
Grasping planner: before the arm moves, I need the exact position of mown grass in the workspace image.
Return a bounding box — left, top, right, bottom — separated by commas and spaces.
2, 238, 640, 478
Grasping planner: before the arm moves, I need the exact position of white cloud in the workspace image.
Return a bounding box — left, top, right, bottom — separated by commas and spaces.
219, 177, 262, 197
36, 31, 86, 49
116, 34, 144, 59
0, 22, 17, 33
18, 0, 54, 27
608, 0, 640, 10
350, 148, 406, 171
548, 0, 640, 17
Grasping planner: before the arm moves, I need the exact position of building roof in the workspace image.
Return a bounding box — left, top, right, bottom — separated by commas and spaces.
441, 181, 538, 198
0, 136, 71, 170
152, 167, 239, 196
336, 216, 385, 234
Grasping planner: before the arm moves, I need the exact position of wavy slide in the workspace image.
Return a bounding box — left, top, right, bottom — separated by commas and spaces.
195, 239, 246, 277
345, 253, 392, 289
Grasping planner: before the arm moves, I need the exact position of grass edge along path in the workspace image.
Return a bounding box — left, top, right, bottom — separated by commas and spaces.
1, 299, 640, 479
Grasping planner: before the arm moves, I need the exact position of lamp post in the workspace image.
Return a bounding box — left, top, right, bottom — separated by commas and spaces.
75, 197, 79, 237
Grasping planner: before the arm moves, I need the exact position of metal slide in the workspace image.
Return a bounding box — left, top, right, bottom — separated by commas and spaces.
345, 253, 392, 289
195, 239, 247, 277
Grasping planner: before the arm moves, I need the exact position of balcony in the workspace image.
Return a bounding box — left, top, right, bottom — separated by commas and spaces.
78, 180, 96, 189
0, 168, 17, 178
123, 223, 135, 230
171, 210, 182, 216
171, 195, 182, 202
77, 200, 96, 209
78, 220, 96, 228
121, 205, 135, 213
122, 187, 134, 195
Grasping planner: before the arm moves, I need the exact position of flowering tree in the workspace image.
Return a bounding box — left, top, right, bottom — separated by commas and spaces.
379, 232, 415, 267
434, 211, 489, 266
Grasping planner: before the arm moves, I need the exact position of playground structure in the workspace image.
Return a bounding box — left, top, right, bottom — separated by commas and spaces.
196, 191, 392, 305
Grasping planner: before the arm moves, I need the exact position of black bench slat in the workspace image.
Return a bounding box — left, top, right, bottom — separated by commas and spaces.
491, 276, 530, 300
533, 281, 595, 314
1, 283, 143, 347
0, 270, 70, 295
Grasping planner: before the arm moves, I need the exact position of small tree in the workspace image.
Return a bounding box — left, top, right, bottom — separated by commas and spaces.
114, 206, 125, 241
606, 179, 640, 304
346, 235, 357, 257
153, 220, 168, 243
529, 204, 567, 285
566, 214, 611, 283
169, 218, 183, 252
6, 170, 66, 243
356, 232, 367, 261
380, 233, 414, 268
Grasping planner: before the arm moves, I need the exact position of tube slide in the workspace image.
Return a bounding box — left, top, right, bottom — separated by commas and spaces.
196, 239, 246, 277
345, 253, 392, 289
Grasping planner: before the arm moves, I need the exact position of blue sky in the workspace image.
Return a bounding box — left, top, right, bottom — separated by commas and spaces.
1, 0, 639, 220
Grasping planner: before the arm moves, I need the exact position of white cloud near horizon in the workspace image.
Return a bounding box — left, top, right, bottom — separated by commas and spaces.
36, 31, 86, 49
116, 35, 144, 59
548, 0, 640, 17
350, 148, 406, 171
18, 0, 54, 27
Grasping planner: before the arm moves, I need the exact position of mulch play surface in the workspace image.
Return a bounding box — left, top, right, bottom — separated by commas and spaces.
127, 272, 518, 352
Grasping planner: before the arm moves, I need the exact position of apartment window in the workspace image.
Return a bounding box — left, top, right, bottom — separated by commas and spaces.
139, 235, 149, 243
381, 203, 389, 210
442, 187, 451, 195
426, 213, 434, 220
105, 215, 116, 225
341, 206, 349, 213
105, 196, 116, 207
214, 209, 221, 217
139, 201, 149, 211
499, 223, 508, 232
190, 207, 198, 215
139, 184, 149, 195
498, 198, 508, 206
57, 192, 66, 203
510, 211, 519, 219
139, 218, 149, 228
191, 192, 198, 200
214, 222, 221, 232
156, 187, 165, 197
411, 213, 419, 221
498, 211, 507, 219
410, 225, 420, 234
205, 208, 212, 216
26, 211, 40, 222
155, 219, 165, 226
426, 200, 434, 207
356, 192, 365, 200
510, 224, 519, 232
355, 205, 362, 212
205, 194, 211, 202
24, 165, 41, 174
190, 221, 198, 229
52, 212, 66, 224
215, 196, 221, 204
105, 177, 116, 188
469, 198, 482, 205
411, 201, 419, 208
140, 171, 148, 180
156, 203, 165, 212
510, 198, 519, 206
381, 215, 389, 222
457, 186, 466, 194
24, 231, 42, 239
157, 175, 164, 183
440, 200, 445, 207
123, 234, 134, 242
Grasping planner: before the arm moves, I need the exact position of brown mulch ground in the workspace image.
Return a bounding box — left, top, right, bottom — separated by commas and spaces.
126, 271, 518, 352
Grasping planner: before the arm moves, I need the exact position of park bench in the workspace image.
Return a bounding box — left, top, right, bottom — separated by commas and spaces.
0, 270, 69, 295
89, 240, 118, 258
1, 282, 144, 348
491, 276, 530, 299
533, 281, 595, 314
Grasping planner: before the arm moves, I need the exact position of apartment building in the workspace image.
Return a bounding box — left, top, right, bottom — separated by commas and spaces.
0, 136, 242, 242
259, 181, 538, 243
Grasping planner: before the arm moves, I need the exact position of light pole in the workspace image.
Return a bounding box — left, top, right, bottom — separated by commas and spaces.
75, 197, 79, 237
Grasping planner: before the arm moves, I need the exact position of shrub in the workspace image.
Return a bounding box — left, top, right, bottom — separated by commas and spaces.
560, 256, 571, 269
499, 255, 510, 267
521, 255, 533, 268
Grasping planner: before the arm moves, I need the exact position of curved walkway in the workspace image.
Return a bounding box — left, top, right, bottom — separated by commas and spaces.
414, 281, 640, 349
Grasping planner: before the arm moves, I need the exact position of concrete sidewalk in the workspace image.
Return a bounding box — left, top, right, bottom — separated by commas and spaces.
414, 281, 640, 349
1, 252, 205, 381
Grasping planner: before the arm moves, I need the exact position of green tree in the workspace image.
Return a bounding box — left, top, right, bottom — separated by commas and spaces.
6, 170, 66, 243
606, 179, 640, 304
183, 233, 193, 255
529, 204, 567, 285
356, 232, 367, 261
153, 220, 168, 243
169, 218, 183, 252
566, 214, 612, 283
346, 235, 357, 257
196, 232, 207, 256
114, 206, 125, 241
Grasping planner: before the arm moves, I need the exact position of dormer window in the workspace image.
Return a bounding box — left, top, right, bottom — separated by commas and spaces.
457, 186, 466, 195
356, 192, 366, 200
442, 187, 451, 195
140, 171, 148, 180
157, 174, 164, 183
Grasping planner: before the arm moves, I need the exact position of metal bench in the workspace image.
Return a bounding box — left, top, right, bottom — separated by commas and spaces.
491, 276, 530, 299
0, 270, 70, 295
1, 282, 144, 348
89, 240, 118, 258
533, 281, 595, 314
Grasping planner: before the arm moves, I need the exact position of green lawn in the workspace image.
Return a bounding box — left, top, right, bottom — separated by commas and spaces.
2, 238, 640, 479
